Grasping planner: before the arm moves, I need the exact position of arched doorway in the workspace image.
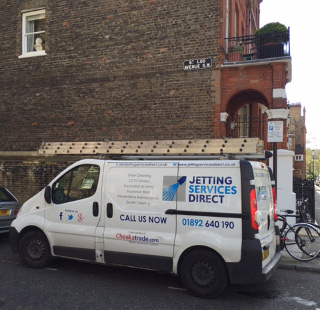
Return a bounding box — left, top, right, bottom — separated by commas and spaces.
225, 90, 269, 141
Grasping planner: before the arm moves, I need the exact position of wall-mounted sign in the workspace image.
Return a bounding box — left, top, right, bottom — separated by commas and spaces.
267, 121, 283, 143
183, 57, 212, 71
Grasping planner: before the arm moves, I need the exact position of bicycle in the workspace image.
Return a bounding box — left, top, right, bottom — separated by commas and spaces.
277, 209, 320, 261
297, 198, 314, 224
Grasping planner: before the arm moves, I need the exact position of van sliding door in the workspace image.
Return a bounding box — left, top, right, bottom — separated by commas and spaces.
102, 161, 178, 272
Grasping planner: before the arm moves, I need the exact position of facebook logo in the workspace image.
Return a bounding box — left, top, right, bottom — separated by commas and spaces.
59, 212, 63, 220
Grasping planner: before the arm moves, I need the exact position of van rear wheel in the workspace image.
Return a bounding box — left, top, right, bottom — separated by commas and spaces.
180, 249, 228, 298
19, 231, 51, 268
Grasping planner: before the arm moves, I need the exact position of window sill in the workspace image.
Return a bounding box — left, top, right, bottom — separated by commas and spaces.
18, 51, 47, 59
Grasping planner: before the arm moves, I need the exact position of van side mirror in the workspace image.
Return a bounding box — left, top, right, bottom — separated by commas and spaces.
44, 186, 52, 204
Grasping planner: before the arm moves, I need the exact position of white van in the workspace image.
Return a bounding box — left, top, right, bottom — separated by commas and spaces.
10, 158, 280, 298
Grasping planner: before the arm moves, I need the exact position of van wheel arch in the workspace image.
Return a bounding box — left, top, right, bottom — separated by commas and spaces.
18, 226, 47, 248
18, 229, 52, 268
178, 246, 226, 274
178, 247, 229, 298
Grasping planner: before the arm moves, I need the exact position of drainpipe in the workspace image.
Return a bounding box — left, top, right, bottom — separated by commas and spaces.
225, 0, 229, 51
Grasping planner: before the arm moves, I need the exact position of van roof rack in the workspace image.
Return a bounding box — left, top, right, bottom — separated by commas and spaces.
38, 138, 267, 159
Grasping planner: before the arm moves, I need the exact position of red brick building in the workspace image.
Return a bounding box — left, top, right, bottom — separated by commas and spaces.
0, 0, 292, 202
287, 103, 307, 178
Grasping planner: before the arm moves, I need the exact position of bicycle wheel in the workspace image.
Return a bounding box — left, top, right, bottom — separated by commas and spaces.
284, 225, 320, 261
295, 224, 320, 259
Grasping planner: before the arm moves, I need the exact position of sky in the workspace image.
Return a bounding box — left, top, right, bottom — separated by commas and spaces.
260, 0, 320, 150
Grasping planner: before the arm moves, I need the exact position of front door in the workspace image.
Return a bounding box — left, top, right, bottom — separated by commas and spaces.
44, 160, 104, 261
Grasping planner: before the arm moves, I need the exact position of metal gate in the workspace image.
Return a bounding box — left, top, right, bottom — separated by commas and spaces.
293, 177, 315, 222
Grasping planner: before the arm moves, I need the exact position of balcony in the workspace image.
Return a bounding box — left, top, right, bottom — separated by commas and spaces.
224, 30, 290, 63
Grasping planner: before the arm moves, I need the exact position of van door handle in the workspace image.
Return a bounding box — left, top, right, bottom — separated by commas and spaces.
165, 209, 176, 214
93, 202, 99, 217
107, 203, 113, 218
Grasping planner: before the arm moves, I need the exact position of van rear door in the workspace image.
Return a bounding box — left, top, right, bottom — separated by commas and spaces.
250, 161, 276, 267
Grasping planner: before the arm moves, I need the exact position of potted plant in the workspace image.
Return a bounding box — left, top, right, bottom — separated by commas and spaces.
228, 42, 244, 62
255, 22, 289, 58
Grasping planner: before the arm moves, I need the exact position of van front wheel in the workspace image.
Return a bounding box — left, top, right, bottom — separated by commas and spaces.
19, 231, 51, 268
180, 250, 228, 298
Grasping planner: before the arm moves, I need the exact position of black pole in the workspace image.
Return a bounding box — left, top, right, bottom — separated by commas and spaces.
313, 150, 315, 181
273, 142, 277, 196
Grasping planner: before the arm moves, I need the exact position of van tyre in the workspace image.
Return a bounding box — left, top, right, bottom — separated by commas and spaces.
19, 231, 51, 268
180, 250, 228, 298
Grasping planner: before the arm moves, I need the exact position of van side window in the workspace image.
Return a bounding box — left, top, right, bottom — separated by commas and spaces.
52, 165, 100, 204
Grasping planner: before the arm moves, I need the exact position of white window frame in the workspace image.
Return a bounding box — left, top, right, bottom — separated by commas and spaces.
295, 155, 303, 161
19, 9, 46, 58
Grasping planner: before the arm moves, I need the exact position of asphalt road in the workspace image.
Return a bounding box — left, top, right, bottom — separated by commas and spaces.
1, 233, 320, 310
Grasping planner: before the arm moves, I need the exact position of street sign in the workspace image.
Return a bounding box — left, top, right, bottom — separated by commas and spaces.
183, 58, 212, 70
267, 121, 283, 143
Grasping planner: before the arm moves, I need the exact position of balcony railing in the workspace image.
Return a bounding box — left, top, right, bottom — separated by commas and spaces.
225, 30, 290, 63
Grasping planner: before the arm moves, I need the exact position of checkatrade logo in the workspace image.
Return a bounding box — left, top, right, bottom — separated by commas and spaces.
162, 176, 187, 201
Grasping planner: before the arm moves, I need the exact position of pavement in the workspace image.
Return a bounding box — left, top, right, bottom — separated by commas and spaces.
278, 185, 320, 273
279, 250, 320, 273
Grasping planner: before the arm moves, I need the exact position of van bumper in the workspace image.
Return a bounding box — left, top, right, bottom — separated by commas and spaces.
9, 227, 19, 254
226, 239, 281, 285
261, 252, 281, 281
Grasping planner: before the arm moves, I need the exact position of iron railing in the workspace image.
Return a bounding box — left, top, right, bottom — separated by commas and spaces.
225, 30, 290, 63
226, 116, 268, 139
293, 177, 315, 222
